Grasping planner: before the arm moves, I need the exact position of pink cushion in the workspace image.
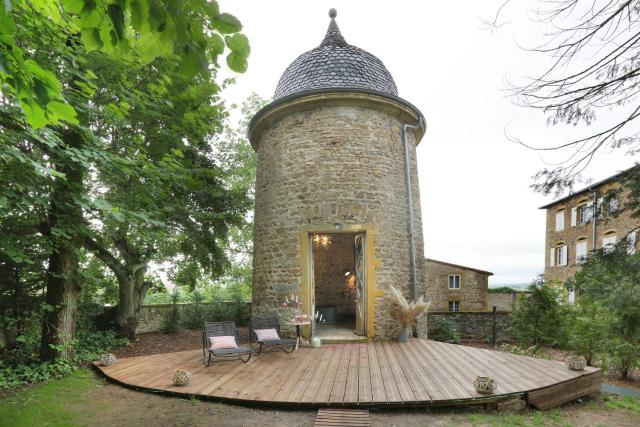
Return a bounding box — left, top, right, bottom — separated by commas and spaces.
209, 335, 238, 350
254, 328, 280, 341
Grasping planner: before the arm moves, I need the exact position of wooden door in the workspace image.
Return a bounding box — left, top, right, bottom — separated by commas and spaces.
354, 233, 366, 336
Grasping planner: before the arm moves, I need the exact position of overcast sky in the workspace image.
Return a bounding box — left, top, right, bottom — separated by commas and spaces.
220, 1, 635, 285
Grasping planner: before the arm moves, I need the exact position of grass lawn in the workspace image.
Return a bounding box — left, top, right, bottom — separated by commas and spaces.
0, 368, 638, 426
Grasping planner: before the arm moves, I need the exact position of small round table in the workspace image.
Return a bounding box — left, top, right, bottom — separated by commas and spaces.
286, 320, 311, 351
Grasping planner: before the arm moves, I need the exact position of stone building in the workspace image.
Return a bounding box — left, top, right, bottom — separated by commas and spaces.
248, 10, 491, 339
541, 167, 639, 296
424, 259, 492, 313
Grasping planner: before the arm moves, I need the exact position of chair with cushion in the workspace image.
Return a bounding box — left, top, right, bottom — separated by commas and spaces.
202, 321, 252, 366
250, 315, 296, 354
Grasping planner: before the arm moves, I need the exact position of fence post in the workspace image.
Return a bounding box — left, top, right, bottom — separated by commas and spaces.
491, 305, 497, 347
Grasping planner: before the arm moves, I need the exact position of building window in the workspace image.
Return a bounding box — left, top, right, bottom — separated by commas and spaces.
577, 202, 593, 225
448, 274, 461, 290
607, 195, 618, 215
575, 239, 588, 264
551, 244, 568, 267
567, 289, 576, 305
603, 232, 616, 252
448, 301, 460, 312
555, 210, 565, 231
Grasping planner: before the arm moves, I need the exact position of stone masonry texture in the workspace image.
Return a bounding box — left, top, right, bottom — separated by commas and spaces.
423, 259, 490, 312
250, 104, 425, 338
544, 182, 640, 285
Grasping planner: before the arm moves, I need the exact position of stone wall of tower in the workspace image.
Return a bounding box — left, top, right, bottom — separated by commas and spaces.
251, 104, 425, 338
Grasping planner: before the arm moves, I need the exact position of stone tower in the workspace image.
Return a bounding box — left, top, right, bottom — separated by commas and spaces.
248, 10, 426, 338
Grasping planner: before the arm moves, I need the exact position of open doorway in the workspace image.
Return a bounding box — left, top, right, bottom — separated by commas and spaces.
311, 232, 366, 340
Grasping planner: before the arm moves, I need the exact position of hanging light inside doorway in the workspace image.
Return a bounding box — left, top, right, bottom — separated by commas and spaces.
312, 234, 332, 248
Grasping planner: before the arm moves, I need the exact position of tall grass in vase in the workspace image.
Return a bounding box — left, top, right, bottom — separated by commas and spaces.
389, 285, 430, 342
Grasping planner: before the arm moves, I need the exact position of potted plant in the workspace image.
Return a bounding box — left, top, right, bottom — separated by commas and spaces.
389, 285, 430, 342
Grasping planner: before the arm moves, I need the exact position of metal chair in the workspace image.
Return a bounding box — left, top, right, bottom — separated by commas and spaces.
250, 316, 296, 355
202, 321, 252, 366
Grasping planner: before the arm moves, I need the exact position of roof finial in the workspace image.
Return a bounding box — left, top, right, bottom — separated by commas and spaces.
320, 8, 347, 47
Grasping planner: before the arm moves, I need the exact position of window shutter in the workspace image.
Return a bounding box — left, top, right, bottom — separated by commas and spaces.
628, 231, 637, 254
571, 208, 577, 226
549, 247, 555, 267
586, 201, 594, 222
562, 245, 568, 266
555, 211, 564, 231
596, 197, 603, 218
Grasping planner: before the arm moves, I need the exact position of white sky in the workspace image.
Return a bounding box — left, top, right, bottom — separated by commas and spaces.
220, 0, 636, 285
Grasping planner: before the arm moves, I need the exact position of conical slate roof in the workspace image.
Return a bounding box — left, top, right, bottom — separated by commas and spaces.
273, 9, 398, 100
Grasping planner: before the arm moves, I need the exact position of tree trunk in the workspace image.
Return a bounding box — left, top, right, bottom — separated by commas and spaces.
84, 235, 152, 340
114, 264, 150, 340
40, 129, 84, 361
39, 241, 80, 361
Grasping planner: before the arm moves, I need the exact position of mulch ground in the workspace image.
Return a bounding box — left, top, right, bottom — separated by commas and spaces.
113, 327, 250, 359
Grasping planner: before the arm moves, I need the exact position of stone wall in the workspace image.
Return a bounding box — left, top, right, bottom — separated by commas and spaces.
251, 102, 425, 338
313, 233, 356, 320
427, 311, 513, 342
136, 302, 252, 334
423, 259, 490, 312
487, 291, 531, 312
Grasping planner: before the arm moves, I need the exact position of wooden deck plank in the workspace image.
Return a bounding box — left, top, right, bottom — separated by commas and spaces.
135, 351, 202, 389
315, 346, 344, 403
315, 408, 371, 427
448, 343, 544, 390
300, 346, 336, 403
382, 341, 415, 402
329, 344, 352, 403
424, 340, 518, 394
394, 340, 440, 401
94, 340, 601, 409
366, 341, 386, 403
373, 341, 401, 402
271, 347, 318, 402
414, 341, 476, 399
528, 371, 601, 409
357, 344, 373, 403
390, 342, 431, 401
451, 343, 557, 390
229, 352, 285, 401
400, 340, 458, 400
344, 344, 360, 403
287, 348, 327, 402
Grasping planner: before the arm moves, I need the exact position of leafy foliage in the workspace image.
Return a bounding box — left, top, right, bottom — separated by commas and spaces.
429, 318, 460, 344
0, 330, 127, 389
0, 0, 249, 128
162, 291, 181, 334
510, 277, 569, 347
567, 246, 640, 378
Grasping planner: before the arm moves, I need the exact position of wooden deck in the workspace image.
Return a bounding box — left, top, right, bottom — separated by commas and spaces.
94, 339, 600, 409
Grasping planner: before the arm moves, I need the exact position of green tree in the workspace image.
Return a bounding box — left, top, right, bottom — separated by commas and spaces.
81, 56, 251, 339
570, 245, 640, 377
1, 1, 250, 360
1, 0, 249, 128
511, 276, 568, 347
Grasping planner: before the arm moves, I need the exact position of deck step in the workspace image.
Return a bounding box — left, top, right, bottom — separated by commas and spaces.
315, 409, 371, 427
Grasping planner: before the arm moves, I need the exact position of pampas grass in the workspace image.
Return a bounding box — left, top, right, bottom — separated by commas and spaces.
388, 285, 431, 334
